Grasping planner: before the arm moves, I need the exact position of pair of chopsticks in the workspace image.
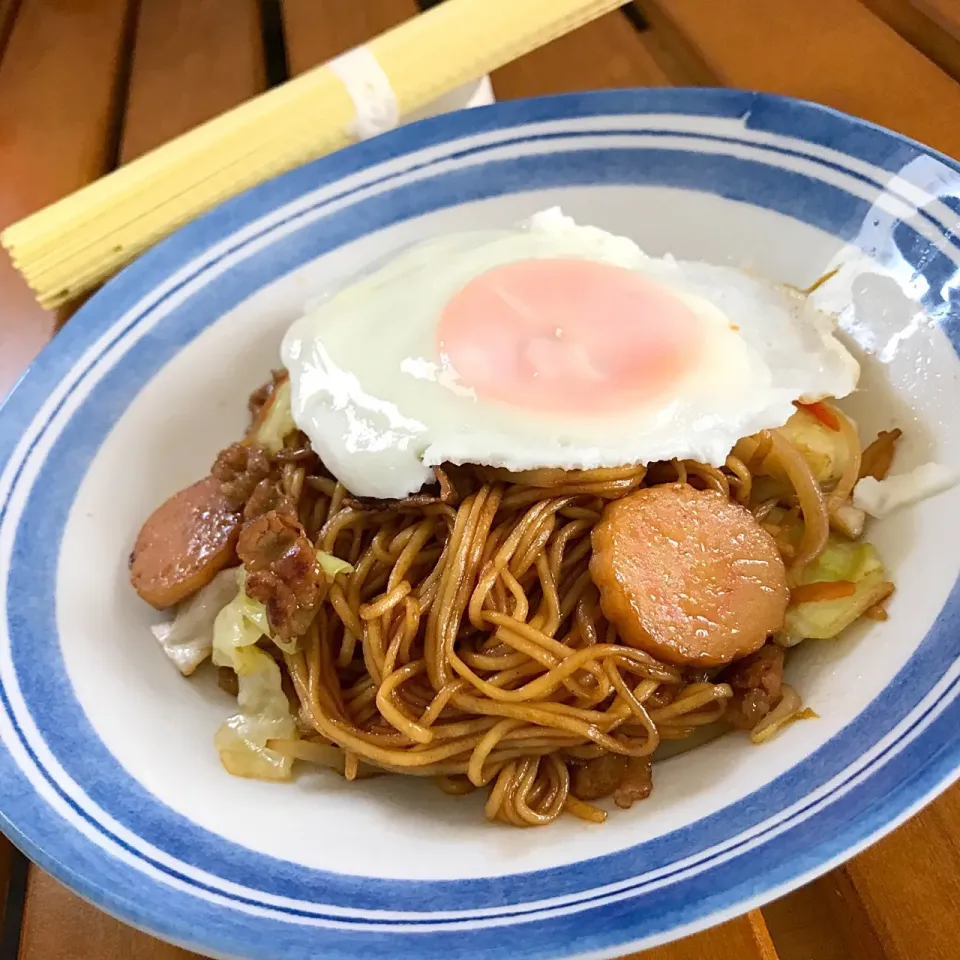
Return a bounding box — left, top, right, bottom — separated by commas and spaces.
1, 0, 629, 310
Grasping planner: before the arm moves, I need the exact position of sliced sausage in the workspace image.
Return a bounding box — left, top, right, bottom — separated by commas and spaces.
590, 484, 788, 667
130, 476, 240, 609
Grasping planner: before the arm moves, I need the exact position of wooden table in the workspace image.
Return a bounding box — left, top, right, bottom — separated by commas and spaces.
2, 2, 960, 958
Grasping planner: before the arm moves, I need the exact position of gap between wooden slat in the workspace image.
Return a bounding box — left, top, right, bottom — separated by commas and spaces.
104, 0, 143, 171
0, 846, 28, 960
620, 3, 649, 33
624, 0, 717, 85
915, 0, 960, 40
860, 0, 960, 82
258, 0, 289, 87
0, 0, 21, 63
0, 835, 13, 943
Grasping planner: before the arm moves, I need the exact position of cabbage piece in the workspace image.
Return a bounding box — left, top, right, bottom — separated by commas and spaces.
212, 583, 297, 780
317, 550, 354, 580
235, 590, 270, 637
214, 645, 297, 780
778, 409, 851, 484
255, 378, 296, 454
782, 535, 890, 643
150, 567, 240, 675
212, 587, 265, 657
830, 501, 866, 539
853, 462, 960, 519
738, 410, 849, 486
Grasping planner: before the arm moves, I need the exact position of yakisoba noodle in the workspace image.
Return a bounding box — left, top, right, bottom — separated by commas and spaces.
248, 409, 850, 827
129, 376, 895, 827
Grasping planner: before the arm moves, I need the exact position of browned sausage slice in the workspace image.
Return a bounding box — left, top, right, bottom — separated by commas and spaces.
590, 484, 788, 667
130, 476, 240, 609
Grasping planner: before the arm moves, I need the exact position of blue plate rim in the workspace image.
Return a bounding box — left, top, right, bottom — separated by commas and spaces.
1, 87, 960, 958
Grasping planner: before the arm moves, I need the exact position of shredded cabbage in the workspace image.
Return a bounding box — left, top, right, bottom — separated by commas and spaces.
782, 535, 889, 644
255, 378, 296, 454
151, 567, 239, 675
212, 580, 297, 780
831, 501, 866, 539
213, 644, 297, 780
317, 550, 354, 580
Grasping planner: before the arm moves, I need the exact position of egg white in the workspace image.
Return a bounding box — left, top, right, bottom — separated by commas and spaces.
282, 209, 859, 499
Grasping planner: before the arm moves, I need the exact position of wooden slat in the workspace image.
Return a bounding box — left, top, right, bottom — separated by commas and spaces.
636, 911, 779, 960
17, 871, 200, 960
636, 0, 960, 160
120, 0, 266, 162
916, 0, 960, 40
492, 11, 675, 97
13, 893, 779, 960
833, 789, 960, 960
0, 0, 130, 396
280, 0, 419, 76
624, 3, 718, 88
13, 4, 264, 955
15, 877, 778, 960
761, 875, 868, 960
813, 868, 890, 960
859, 0, 960, 82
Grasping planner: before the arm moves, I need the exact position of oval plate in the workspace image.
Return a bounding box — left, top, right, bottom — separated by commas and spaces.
2, 89, 960, 959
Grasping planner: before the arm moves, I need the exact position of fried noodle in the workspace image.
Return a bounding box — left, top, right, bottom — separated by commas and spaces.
254, 425, 852, 827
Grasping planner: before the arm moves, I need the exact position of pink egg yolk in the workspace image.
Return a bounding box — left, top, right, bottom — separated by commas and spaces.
437, 258, 702, 415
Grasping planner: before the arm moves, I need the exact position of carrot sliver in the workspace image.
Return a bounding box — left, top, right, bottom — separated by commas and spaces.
796, 400, 840, 431
789, 579, 856, 606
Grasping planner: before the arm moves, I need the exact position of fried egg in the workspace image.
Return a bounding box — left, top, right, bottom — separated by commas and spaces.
282, 208, 859, 499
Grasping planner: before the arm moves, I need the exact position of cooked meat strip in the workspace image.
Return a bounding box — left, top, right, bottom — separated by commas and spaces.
212, 442, 272, 508
570, 754, 653, 809
237, 510, 323, 640
611, 757, 654, 809
243, 478, 298, 522
721, 643, 785, 730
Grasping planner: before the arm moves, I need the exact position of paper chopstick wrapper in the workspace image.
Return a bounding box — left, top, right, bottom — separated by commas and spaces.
2, 0, 627, 309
